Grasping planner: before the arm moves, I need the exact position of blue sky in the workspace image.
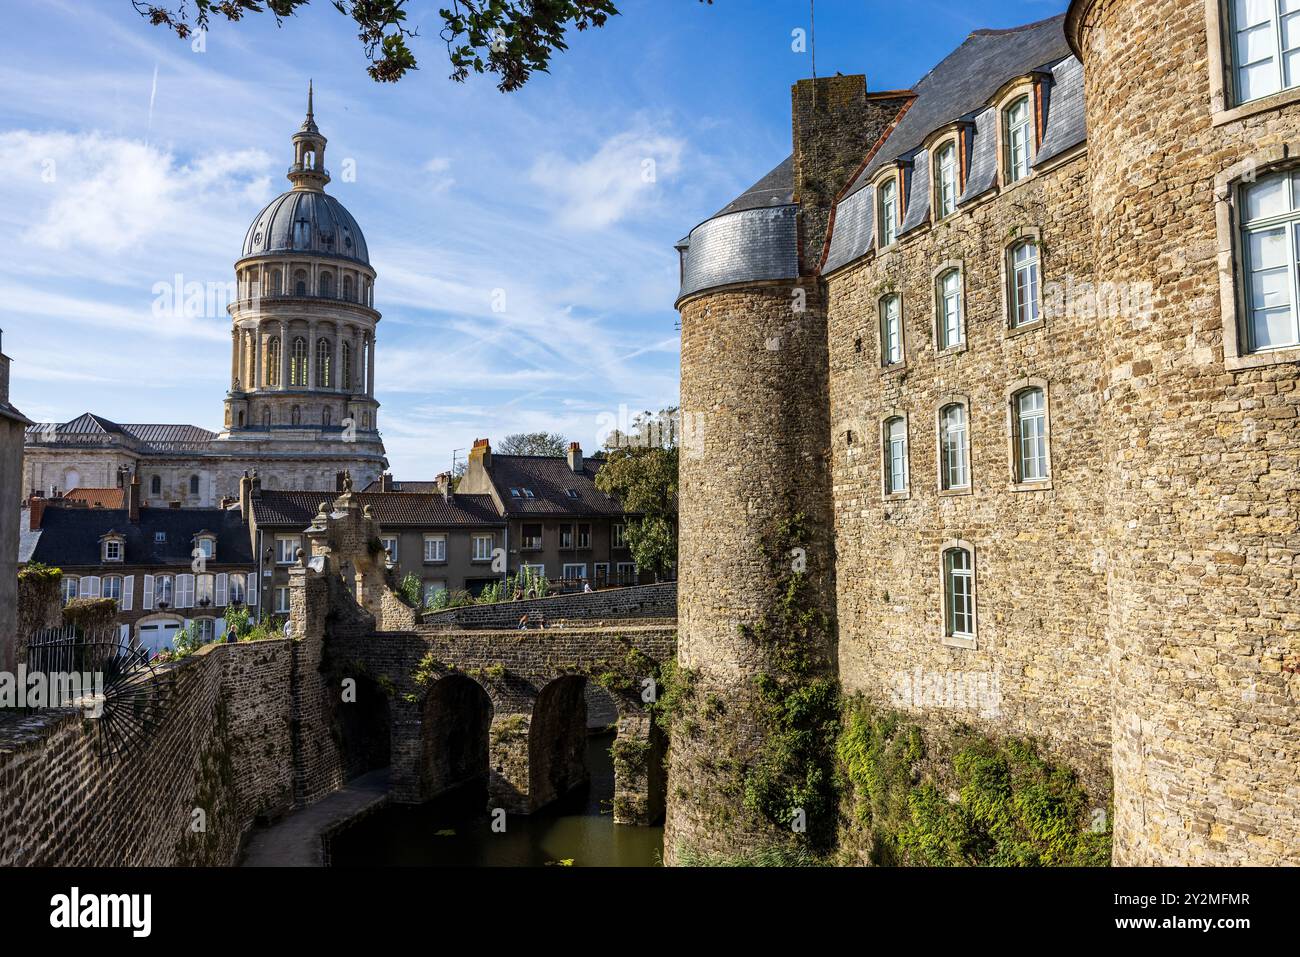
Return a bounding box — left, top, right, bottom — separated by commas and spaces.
0, 0, 1067, 478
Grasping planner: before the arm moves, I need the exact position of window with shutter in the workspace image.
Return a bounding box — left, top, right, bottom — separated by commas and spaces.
143, 574, 155, 610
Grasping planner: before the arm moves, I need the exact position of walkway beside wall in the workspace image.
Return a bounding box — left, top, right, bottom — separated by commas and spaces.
240, 769, 390, 867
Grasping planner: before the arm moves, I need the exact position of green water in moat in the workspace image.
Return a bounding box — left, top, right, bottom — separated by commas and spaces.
328, 732, 664, 867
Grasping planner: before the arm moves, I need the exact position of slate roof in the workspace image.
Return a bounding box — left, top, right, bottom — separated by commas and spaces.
488, 455, 626, 517
26, 508, 253, 568
25, 414, 216, 451
241, 188, 369, 266
846, 15, 1074, 192
359, 480, 441, 494
251, 491, 504, 528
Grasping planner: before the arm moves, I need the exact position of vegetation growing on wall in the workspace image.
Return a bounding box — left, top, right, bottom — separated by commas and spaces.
836, 696, 1111, 866
62, 597, 118, 633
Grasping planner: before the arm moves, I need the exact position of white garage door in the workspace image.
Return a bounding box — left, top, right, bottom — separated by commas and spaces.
138, 621, 180, 657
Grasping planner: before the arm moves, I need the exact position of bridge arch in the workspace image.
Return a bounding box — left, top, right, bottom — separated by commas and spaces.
528, 674, 589, 810
419, 673, 492, 799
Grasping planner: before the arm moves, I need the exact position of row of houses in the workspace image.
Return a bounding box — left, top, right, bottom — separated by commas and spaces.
18, 438, 655, 654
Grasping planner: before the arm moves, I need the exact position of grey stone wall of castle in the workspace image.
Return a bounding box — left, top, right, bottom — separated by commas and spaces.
0, 341, 30, 673
674, 5, 1300, 866
419, 581, 676, 628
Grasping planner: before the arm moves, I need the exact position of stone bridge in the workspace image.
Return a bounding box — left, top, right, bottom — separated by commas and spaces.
328, 624, 675, 824
285, 482, 677, 827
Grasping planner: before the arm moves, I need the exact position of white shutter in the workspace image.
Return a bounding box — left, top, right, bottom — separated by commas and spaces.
143, 575, 154, 610
121, 575, 134, 612
246, 576, 257, 607
177, 574, 195, 608
119, 623, 130, 642
215, 573, 228, 606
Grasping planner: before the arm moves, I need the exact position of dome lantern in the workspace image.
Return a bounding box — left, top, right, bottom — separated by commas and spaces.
289, 80, 329, 191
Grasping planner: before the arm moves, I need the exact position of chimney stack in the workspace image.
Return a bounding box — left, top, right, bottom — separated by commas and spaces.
336, 470, 347, 492
28, 494, 45, 531
380, 472, 394, 492
128, 472, 141, 524
250, 470, 262, 500
567, 441, 583, 473
436, 471, 454, 502
456, 438, 493, 494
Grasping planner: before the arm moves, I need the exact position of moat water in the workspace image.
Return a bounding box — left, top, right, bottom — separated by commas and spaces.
328, 732, 664, 867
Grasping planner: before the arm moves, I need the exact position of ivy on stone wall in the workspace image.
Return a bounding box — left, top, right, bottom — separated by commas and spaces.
836, 696, 1112, 866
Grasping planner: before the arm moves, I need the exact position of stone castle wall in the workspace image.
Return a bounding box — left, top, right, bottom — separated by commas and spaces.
824, 152, 1112, 798
1073, 0, 1300, 865
0, 640, 294, 866
420, 582, 677, 629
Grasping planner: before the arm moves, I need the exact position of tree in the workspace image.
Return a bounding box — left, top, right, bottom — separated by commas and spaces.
498, 432, 568, 457
595, 408, 678, 581
132, 0, 643, 88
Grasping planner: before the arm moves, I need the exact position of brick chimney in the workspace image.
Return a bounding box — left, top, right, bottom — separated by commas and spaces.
379, 472, 394, 492
128, 471, 141, 523
567, 441, 583, 473
28, 494, 45, 531
0, 329, 10, 407
436, 471, 454, 502
335, 470, 347, 492
457, 438, 494, 494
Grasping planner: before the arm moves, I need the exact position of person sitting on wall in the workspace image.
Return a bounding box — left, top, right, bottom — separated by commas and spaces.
518, 613, 529, 630
583, 581, 592, 594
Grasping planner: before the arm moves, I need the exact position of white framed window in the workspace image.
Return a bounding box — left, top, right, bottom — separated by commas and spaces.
577, 524, 591, 548
275, 586, 291, 614
1014, 387, 1049, 483
942, 544, 976, 647
880, 294, 903, 365
60, 577, 80, 605
521, 524, 543, 550
1009, 241, 1041, 328
1231, 0, 1300, 104
195, 618, 216, 644
196, 536, 215, 560
1004, 95, 1033, 183
196, 574, 215, 606
934, 141, 958, 218
229, 573, 247, 605
562, 563, 587, 580
560, 525, 575, 549
380, 536, 399, 562
472, 534, 494, 561
155, 575, 175, 606
276, 536, 301, 565
594, 562, 610, 585
423, 534, 446, 563
103, 539, 123, 562
1240, 169, 1300, 350
612, 524, 627, 548
937, 268, 963, 350
616, 562, 637, 585
103, 576, 123, 602
883, 417, 908, 495
940, 403, 970, 491
878, 177, 898, 247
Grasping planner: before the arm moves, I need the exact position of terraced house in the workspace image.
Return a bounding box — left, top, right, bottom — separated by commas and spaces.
674, 6, 1300, 865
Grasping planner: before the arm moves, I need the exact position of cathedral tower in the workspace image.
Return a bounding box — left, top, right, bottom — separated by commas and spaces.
218, 85, 387, 490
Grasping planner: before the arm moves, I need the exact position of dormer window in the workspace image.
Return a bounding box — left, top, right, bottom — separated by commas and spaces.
521, 488, 535, 499
154, 531, 166, 544
102, 538, 124, 563
510, 488, 521, 497
1004, 96, 1033, 184
934, 141, 959, 218
566, 489, 580, 499
877, 177, 898, 247
195, 536, 216, 561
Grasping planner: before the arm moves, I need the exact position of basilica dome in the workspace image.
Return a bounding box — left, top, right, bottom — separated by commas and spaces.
241, 189, 369, 267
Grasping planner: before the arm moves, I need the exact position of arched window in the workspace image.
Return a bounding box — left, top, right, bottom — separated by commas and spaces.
1004, 95, 1032, 183
942, 546, 976, 643
291, 405, 302, 426
934, 141, 958, 218
1240, 170, 1300, 351
940, 403, 969, 490
291, 337, 307, 386
1013, 387, 1049, 483
237, 411, 245, 427
271, 269, 282, 294
937, 268, 963, 350
878, 177, 898, 247
319, 272, 333, 297
189, 475, 200, 496
150, 475, 162, 496
880, 294, 903, 366
294, 270, 307, 296
267, 336, 281, 386
341, 341, 353, 391
883, 417, 908, 495
1009, 240, 1041, 328
316, 338, 332, 388
343, 275, 354, 301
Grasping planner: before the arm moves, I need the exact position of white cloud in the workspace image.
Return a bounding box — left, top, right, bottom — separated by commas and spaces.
529, 126, 684, 230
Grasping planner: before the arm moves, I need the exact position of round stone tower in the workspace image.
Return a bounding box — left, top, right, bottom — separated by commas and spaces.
218, 84, 387, 489
1068, 0, 1300, 864
669, 76, 911, 862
